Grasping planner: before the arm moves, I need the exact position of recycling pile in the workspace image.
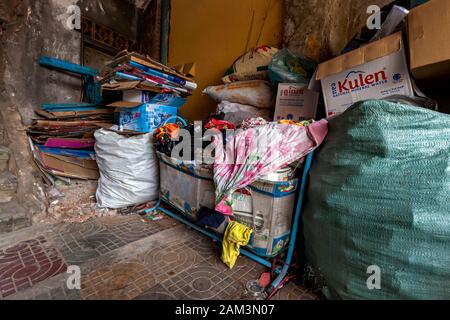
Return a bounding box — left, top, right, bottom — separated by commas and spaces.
100, 51, 197, 96
203, 45, 317, 129
27, 104, 114, 184
93, 52, 198, 209
203, 45, 278, 128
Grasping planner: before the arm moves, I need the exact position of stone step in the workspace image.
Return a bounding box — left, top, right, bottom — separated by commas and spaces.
0, 171, 17, 203
0, 201, 31, 234
0, 146, 9, 173
0, 122, 6, 145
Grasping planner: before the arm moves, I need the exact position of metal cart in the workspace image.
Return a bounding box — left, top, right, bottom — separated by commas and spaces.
155, 152, 314, 295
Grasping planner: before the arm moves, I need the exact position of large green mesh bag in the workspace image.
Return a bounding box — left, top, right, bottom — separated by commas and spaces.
303, 99, 450, 300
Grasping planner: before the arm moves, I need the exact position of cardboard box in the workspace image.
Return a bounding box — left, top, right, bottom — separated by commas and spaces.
274, 84, 319, 121
36, 149, 99, 180
122, 90, 155, 104
316, 32, 414, 117
107, 93, 186, 133
408, 0, 450, 81
110, 91, 187, 109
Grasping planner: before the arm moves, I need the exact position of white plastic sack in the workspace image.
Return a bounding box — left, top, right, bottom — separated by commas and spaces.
94, 129, 159, 209
203, 80, 274, 109
216, 101, 273, 126
222, 45, 279, 83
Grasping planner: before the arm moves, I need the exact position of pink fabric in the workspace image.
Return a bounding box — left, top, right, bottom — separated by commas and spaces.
212, 120, 328, 215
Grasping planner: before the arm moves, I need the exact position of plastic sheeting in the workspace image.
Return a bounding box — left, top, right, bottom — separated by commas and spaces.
303, 100, 450, 299
216, 101, 273, 126
268, 48, 316, 85
95, 129, 159, 209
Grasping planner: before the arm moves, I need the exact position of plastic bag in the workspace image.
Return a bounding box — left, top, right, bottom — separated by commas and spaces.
222, 45, 279, 83
268, 48, 317, 85
303, 100, 450, 299
216, 101, 273, 126
203, 80, 274, 109
95, 129, 159, 209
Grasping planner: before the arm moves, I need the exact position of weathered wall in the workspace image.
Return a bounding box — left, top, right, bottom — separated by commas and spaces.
139, 0, 162, 61
0, 0, 83, 216
284, 0, 394, 62
0, 0, 82, 125
0, 0, 158, 219
168, 0, 284, 122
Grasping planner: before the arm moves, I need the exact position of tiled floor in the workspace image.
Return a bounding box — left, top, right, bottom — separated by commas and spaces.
0, 214, 319, 300
0, 236, 67, 298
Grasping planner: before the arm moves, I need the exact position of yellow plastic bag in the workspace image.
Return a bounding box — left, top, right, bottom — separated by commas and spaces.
221, 221, 253, 269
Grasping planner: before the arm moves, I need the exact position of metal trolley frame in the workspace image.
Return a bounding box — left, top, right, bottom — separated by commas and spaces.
156, 152, 314, 294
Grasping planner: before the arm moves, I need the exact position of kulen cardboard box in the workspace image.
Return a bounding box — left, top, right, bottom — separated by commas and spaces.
408, 0, 450, 81
274, 84, 319, 121
316, 32, 414, 118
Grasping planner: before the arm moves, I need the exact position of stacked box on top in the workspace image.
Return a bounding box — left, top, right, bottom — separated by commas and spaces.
100, 51, 197, 133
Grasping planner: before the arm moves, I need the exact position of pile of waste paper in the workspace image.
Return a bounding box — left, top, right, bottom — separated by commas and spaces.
97, 51, 196, 133
100, 50, 197, 96
27, 103, 114, 184
92, 52, 197, 209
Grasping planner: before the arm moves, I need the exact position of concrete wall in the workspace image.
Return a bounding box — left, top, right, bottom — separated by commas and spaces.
139, 0, 162, 61
0, 0, 81, 215
168, 0, 284, 122
0, 0, 82, 125
283, 0, 394, 62
0, 0, 150, 216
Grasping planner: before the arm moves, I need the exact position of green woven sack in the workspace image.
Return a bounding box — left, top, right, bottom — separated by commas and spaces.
303, 99, 450, 300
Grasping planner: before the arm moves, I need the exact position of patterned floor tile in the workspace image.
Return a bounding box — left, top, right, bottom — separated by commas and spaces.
133, 284, 176, 300
99, 215, 164, 244
80, 260, 156, 300
0, 236, 67, 298
142, 240, 202, 283
32, 284, 82, 300
153, 215, 181, 230
270, 281, 321, 300
0, 215, 318, 301
51, 219, 126, 265
183, 230, 221, 259
57, 232, 125, 265
160, 263, 246, 300
54, 218, 106, 240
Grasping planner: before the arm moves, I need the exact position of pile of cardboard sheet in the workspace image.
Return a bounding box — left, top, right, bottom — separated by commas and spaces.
99, 51, 196, 133
34, 103, 114, 121
100, 51, 197, 96
27, 103, 114, 184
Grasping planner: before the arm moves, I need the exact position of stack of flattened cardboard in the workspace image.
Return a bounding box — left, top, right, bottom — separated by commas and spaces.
100, 51, 197, 96
100, 51, 196, 133
27, 104, 114, 183
35, 103, 114, 121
